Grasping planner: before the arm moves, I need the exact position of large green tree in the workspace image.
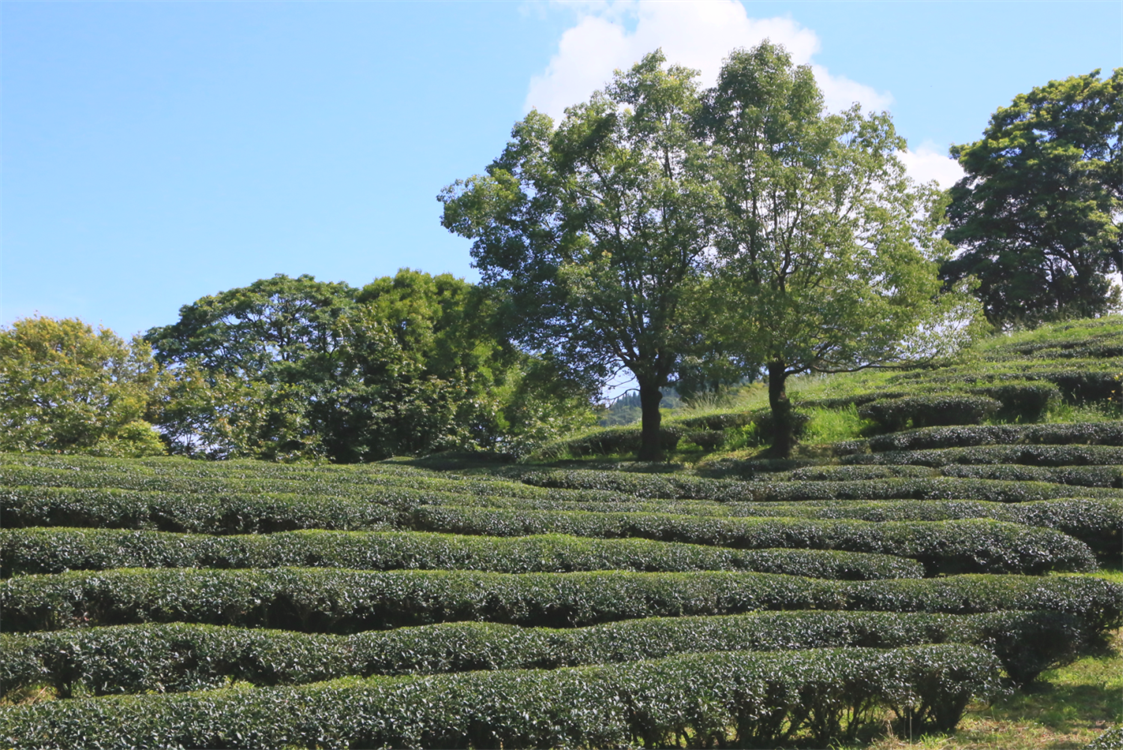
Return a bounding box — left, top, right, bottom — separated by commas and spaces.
441, 51, 720, 460
703, 43, 978, 456
0, 317, 165, 456
941, 69, 1123, 328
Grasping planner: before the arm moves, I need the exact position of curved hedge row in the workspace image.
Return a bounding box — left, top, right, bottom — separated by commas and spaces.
0, 528, 924, 581
517, 470, 1122, 503
1, 610, 1076, 699
840, 444, 1123, 468
939, 464, 1123, 488
851, 422, 1123, 453
413, 507, 1096, 576
0, 644, 1004, 749
0, 486, 404, 534
4, 568, 1119, 634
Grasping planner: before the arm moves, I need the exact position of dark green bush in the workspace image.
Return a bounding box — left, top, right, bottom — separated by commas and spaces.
785, 465, 936, 481
0, 528, 924, 581
858, 422, 1123, 453
940, 464, 1123, 488
841, 444, 1123, 468
859, 395, 1001, 432
6, 568, 1116, 634
683, 430, 726, 450
414, 508, 1097, 576
0, 610, 1075, 699
0, 644, 1004, 749
541, 426, 683, 458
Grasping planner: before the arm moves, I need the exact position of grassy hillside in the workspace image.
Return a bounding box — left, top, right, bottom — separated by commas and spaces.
1, 317, 1121, 749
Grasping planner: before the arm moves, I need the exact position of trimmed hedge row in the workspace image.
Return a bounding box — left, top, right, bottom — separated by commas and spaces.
0, 463, 551, 502
5, 568, 1117, 634
518, 469, 756, 501
849, 422, 1123, 453
0, 644, 1005, 749
840, 444, 1123, 468
940, 464, 1123, 488
413, 508, 1096, 576
0, 528, 924, 581
858, 395, 1001, 432
0, 486, 405, 534
778, 463, 1122, 488
1, 610, 1077, 699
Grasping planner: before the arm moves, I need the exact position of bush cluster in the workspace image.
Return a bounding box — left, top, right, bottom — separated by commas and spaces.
0, 528, 923, 581
414, 508, 1096, 576
858, 395, 1002, 432
841, 444, 1123, 468
1, 610, 1076, 699
853, 422, 1123, 453
5, 568, 1117, 634
0, 644, 1005, 749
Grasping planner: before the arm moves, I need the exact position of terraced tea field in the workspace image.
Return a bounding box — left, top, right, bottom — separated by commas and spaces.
2, 317, 1121, 748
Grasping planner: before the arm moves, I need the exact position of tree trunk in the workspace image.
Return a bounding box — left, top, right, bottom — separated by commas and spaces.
637, 379, 664, 461
767, 360, 794, 458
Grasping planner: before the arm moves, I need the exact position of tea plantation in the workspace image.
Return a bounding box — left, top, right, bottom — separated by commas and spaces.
2, 317, 1122, 748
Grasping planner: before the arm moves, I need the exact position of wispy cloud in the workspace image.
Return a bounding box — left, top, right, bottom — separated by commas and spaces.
897, 142, 965, 189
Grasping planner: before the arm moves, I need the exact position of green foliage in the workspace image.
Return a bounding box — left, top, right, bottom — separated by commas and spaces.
858, 395, 1001, 432
147, 271, 593, 461
0, 611, 1076, 699
856, 422, 1123, 453
0, 645, 1004, 749
442, 51, 720, 460
414, 508, 1097, 576
701, 42, 982, 457
0, 528, 924, 581
4, 568, 1119, 634
942, 69, 1123, 327
0, 317, 165, 457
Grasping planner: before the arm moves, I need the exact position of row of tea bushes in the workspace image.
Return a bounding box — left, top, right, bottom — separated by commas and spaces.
840, 444, 1123, 467
4, 567, 1119, 634
425, 496, 1121, 560
840, 422, 1123, 454
0, 528, 925, 581
413, 507, 1097, 576
1, 610, 1079, 699
782, 463, 1123, 488
0, 644, 1005, 749
858, 395, 1002, 432
517, 469, 1122, 503
0, 463, 554, 502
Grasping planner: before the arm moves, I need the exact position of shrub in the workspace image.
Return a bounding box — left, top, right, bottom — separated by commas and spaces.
858, 422, 1123, 452
0, 644, 1005, 749
0, 610, 1074, 699
840, 444, 1123, 468
413, 508, 1097, 576
0, 528, 924, 581
7, 568, 1116, 636
859, 395, 1001, 432
940, 464, 1123, 488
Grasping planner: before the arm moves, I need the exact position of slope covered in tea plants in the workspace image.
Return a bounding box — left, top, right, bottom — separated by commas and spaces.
1, 317, 1121, 748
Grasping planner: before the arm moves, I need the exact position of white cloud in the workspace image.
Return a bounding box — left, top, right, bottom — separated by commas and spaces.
897, 142, 965, 189
526, 0, 892, 120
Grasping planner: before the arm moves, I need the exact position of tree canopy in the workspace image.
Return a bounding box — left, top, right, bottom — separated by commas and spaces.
443, 43, 977, 459
146, 271, 589, 461
0, 316, 165, 456
941, 68, 1123, 328
442, 51, 720, 460
702, 42, 977, 456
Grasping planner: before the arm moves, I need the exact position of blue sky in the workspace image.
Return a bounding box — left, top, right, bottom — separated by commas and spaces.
3, 1, 1120, 338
